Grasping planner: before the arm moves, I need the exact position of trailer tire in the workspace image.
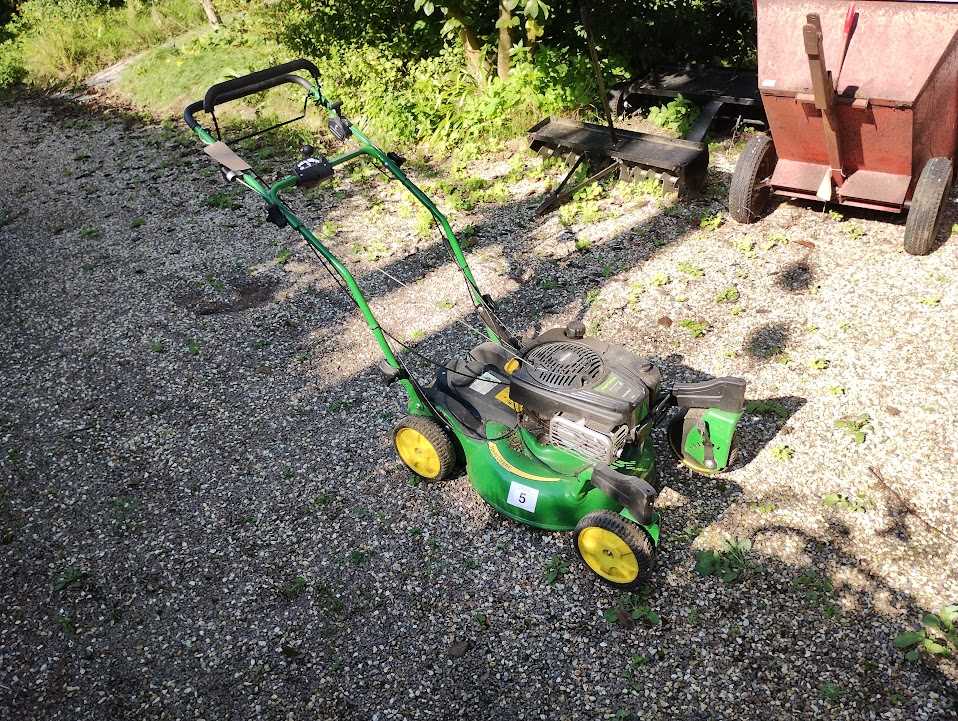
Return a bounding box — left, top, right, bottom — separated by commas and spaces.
904, 157, 953, 256
728, 134, 777, 224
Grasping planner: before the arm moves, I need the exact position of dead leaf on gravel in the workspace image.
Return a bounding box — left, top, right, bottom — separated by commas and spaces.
657, 316, 672, 327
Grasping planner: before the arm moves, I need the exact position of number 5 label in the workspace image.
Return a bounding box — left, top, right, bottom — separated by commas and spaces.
506, 481, 539, 513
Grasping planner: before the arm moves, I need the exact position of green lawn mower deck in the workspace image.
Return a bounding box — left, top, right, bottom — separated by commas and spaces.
184, 59, 747, 591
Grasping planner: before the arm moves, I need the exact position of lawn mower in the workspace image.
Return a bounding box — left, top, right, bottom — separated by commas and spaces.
184, 60, 747, 590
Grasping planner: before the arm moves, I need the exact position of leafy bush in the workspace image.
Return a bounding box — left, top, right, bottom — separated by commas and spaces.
648, 94, 699, 136
273, 0, 440, 61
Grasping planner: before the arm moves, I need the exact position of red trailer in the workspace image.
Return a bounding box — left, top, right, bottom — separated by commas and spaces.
730, 0, 958, 254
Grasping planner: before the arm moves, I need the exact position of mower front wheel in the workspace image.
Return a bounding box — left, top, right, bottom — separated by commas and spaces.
573, 511, 655, 591
728, 133, 777, 224
393, 416, 456, 481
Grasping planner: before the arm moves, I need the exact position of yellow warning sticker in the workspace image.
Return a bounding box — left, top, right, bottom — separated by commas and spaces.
495, 386, 523, 412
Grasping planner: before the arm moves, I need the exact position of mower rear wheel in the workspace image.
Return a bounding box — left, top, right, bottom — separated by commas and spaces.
904, 157, 953, 256
728, 134, 777, 224
573, 511, 655, 590
393, 416, 456, 481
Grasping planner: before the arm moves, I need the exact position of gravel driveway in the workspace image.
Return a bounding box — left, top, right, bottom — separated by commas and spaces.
1, 96, 956, 721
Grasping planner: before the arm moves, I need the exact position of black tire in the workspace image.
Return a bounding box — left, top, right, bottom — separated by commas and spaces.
904, 157, 953, 256
573, 510, 655, 591
728, 134, 777, 224
393, 415, 456, 481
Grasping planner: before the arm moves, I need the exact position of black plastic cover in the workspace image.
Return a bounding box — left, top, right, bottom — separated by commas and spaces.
590, 464, 657, 525
295, 157, 334, 187
672, 377, 746, 412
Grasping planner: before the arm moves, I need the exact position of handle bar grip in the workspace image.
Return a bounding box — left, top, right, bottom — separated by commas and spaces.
202, 58, 320, 114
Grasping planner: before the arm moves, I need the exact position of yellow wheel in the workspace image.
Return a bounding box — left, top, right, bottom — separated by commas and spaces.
573, 511, 654, 590
393, 416, 456, 480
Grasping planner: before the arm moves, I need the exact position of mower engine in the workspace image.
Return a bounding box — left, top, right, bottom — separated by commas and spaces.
509, 325, 661, 465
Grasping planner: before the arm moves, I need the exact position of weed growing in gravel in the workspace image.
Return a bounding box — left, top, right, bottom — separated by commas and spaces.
349, 549, 370, 565
410, 330, 426, 342
205, 275, 225, 291
207, 191, 239, 210
149, 340, 166, 353
435, 299, 455, 310
745, 399, 789, 419
694, 537, 753, 583
763, 232, 789, 250
53, 566, 88, 592
603, 589, 661, 626
820, 682, 845, 702
771, 445, 795, 462
793, 570, 839, 618
809, 357, 830, 371
627, 282, 645, 308
319, 221, 338, 239
186, 340, 200, 356
539, 278, 560, 290
895, 605, 958, 661
279, 576, 307, 601
328, 399, 355, 413
672, 524, 702, 544
130, 218, 145, 229
544, 555, 569, 585
920, 294, 942, 307
715, 286, 739, 303
585, 289, 600, 306
622, 653, 652, 692
827, 210, 844, 222
650, 272, 671, 287
699, 211, 724, 231
275, 248, 293, 265
253, 339, 270, 350
0, 209, 10, 227
415, 207, 434, 238
829, 386, 847, 396
56, 615, 77, 636
835, 413, 872, 444
843, 222, 865, 240
678, 319, 710, 338
574, 237, 592, 251
822, 492, 874, 513
733, 237, 756, 257
79, 226, 100, 239
677, 261, 704, 278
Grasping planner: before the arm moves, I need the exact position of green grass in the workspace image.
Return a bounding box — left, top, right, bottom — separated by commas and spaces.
117, 28, 283, 116
16, 0, 206, 88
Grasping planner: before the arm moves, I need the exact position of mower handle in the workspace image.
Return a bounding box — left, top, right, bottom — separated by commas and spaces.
183, 58, 322, 130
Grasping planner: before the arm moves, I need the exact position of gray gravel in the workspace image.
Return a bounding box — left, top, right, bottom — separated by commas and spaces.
1, 96, 957, 721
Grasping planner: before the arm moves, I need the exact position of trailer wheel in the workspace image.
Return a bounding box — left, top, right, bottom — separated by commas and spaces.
728, 134, 777, 224
904, 157, 953, 256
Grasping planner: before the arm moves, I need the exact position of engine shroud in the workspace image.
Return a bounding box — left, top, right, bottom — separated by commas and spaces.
509, 328, 662, 434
